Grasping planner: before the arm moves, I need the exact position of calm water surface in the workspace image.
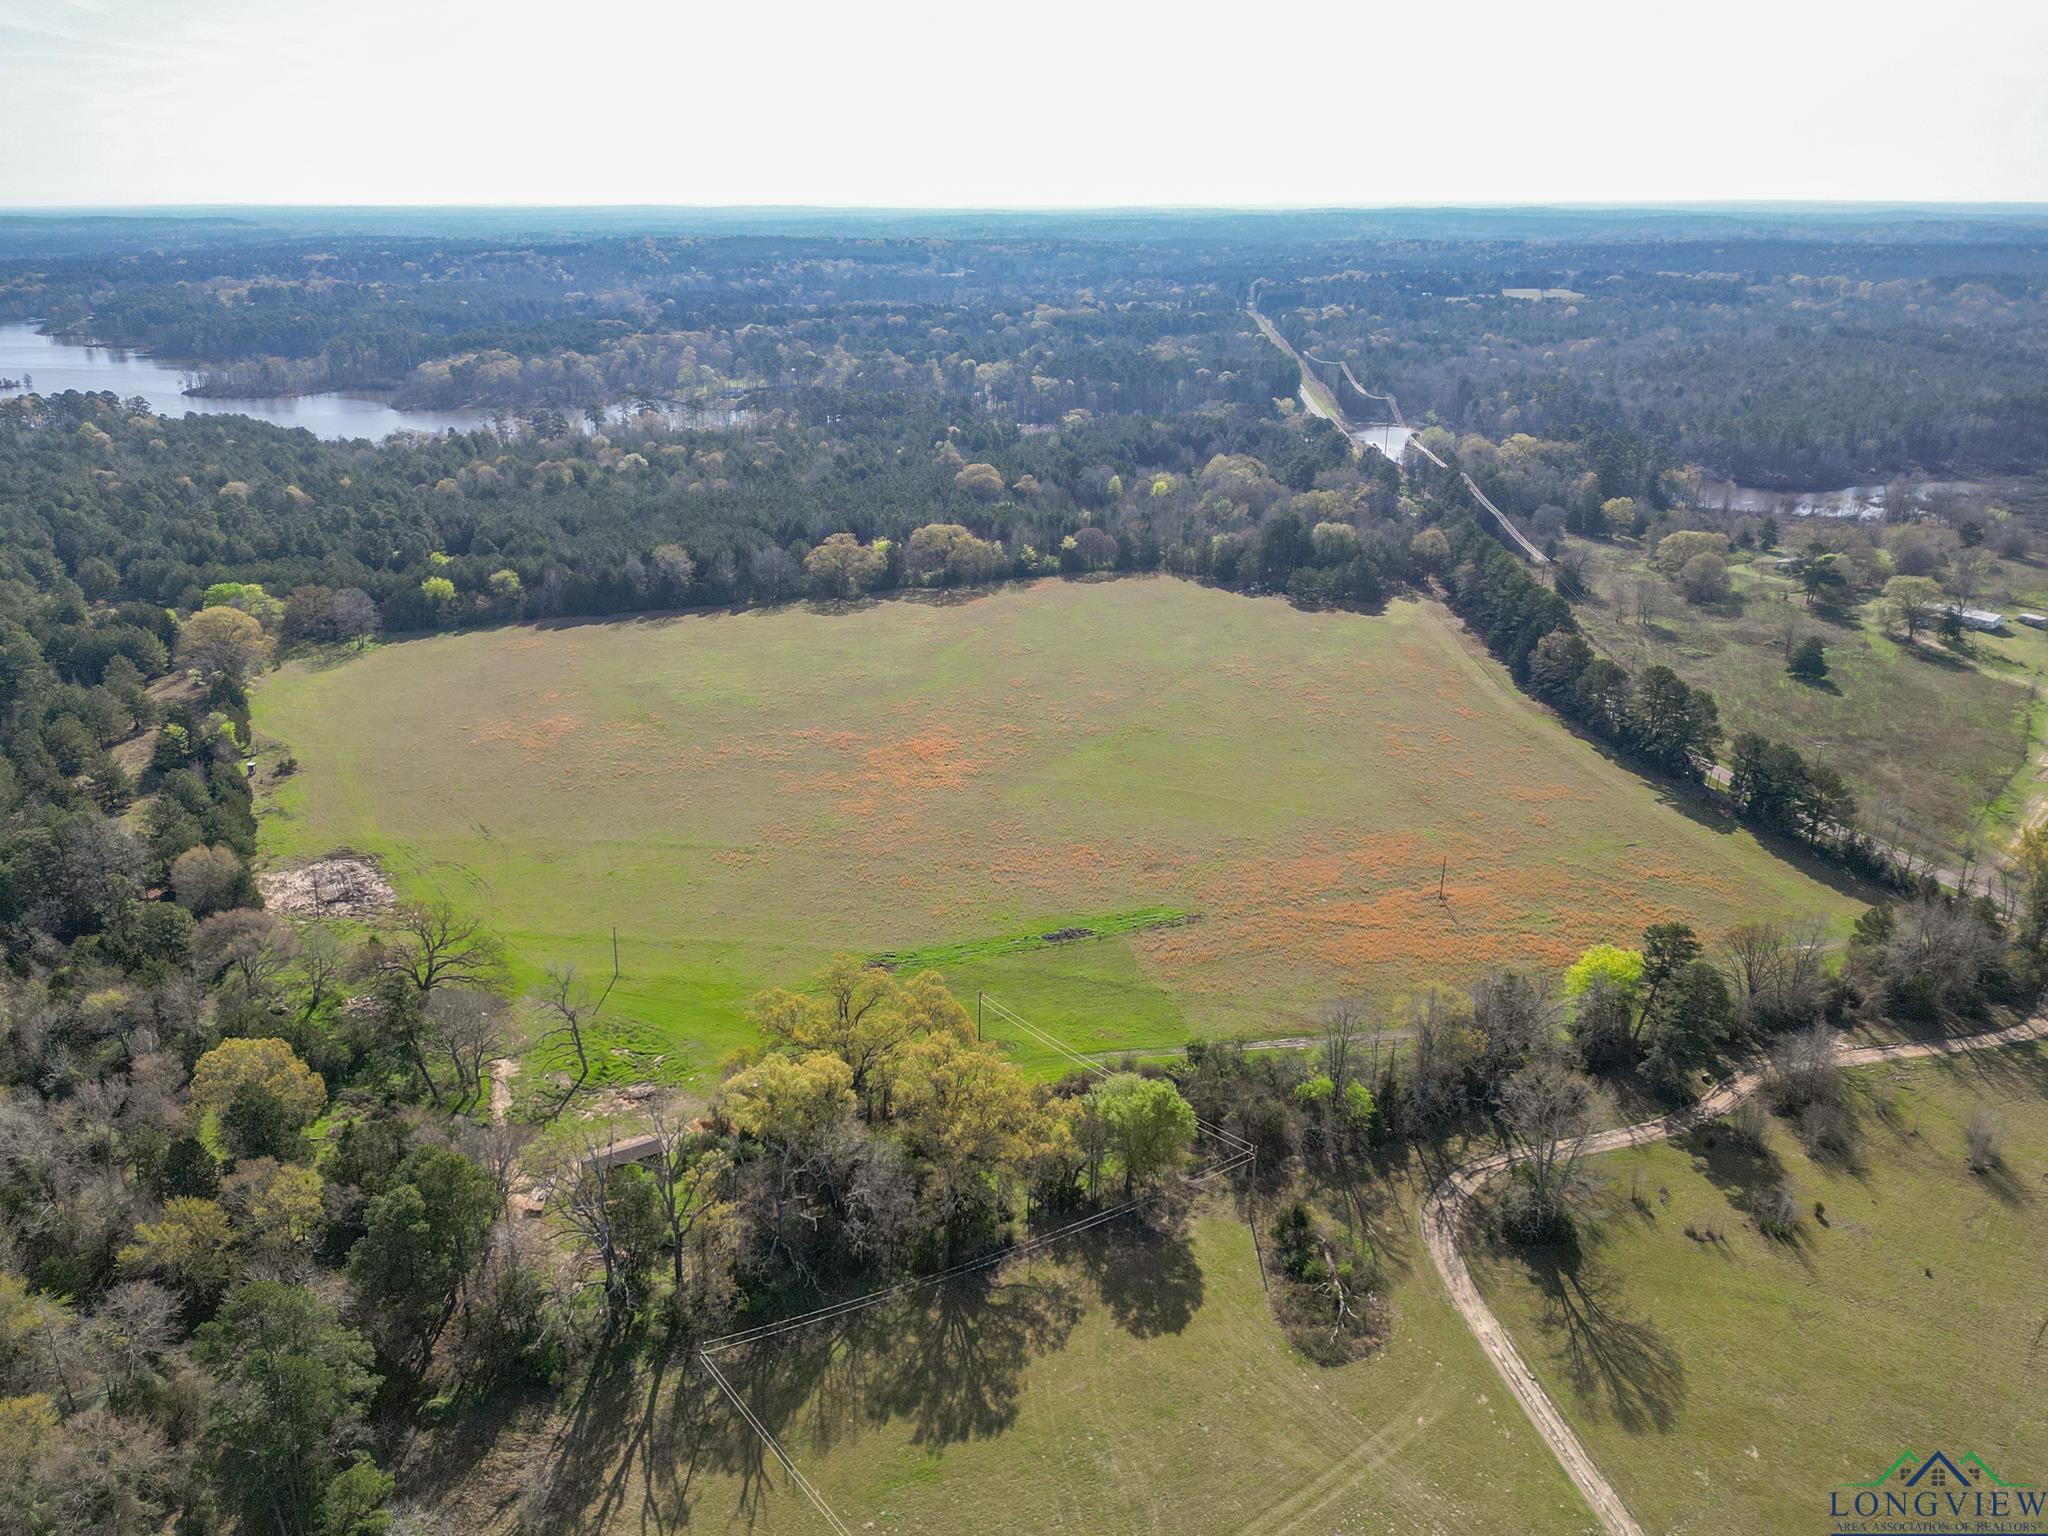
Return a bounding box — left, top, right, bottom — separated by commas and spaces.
1700, 477, 1993, 521
0, 321, 494, 440
1354, 424, 1414, 460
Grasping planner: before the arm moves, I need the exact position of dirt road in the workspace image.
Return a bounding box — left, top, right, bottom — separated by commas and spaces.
490, 1056, 516, 1123
1420, 1014, 2048, 1536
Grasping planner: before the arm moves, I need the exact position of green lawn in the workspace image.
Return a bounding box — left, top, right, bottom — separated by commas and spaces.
1469, 1043, 2048, 1534
1571, 538, 2040, 860
413, 1180, 1600, 1535
254, 578, 1857, 1083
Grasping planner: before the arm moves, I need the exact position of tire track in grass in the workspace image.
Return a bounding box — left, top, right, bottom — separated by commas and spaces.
1421, 1014, 2048, 1536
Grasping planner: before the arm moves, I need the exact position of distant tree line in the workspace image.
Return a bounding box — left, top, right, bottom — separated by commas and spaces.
0, 390, 1417, 640
1439, 516, 1887, 877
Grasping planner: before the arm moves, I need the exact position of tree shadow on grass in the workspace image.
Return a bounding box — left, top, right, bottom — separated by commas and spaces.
1333, 1152, 1421, 1285
1918, 1038, 2048, 1101
1675, 1120, 1784, 1210
1069, 1215, 1205, 1339
718, 1266, 1087, 1470
1672, 1117, 1818, 1229
573, 1268, 1086, 1533
1972, 1155, 2035, 1208
1674, 1119, 1825, 1267
858, 1269, 1087, 1444
387, 1378, 552, 1531
518, 1332, 749, 1536
1511, 1243, 1688, 1434
516, 1205, 1209, 1530
1532, 709, 1888, 908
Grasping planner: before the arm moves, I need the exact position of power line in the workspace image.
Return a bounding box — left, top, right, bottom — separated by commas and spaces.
698, 1348, 855, 1536
979, 995, 1255, 1155
701, 1195, 1145, 1352
695, 991, 1253, 1532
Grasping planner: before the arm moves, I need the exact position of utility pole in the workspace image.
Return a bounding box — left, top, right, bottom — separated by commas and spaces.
1437, 856, 1448, 903
977, 990, 984, 1043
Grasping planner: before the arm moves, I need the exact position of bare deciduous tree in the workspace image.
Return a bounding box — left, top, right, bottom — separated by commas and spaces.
1767, 1022, 1843, 1116
1499, 1056, 1595, 1236
1878, 895, 2001, 1013
1321, 1001, 1364, 1099
426, 988, 508, 1110
1719, 918, 1829, 1034
1470, 969, 1559, 1101
1404, 990, 1476, 1134
1628, 575, 1662, 631
292, 923, 348, 1022
542, 1135, 633, 1325
193, 909, 298, 996
534, 934, 618, 1118
380, 901, 506, 998
645, 1103, 735, 1323
1755, 1178, 1800, 1238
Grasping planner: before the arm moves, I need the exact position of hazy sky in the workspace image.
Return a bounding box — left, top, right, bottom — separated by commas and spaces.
4, 0, 2046, 207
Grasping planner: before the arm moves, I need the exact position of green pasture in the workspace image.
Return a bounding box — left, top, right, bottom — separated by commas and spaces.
1571, 538, 2041, 860
255, 578, 1857, 1084
412, 1178, 1599, 1535
1470, 1043, 2048, 1534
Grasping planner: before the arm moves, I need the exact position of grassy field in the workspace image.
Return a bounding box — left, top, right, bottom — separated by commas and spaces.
254, 578, 1857, 1084
411, 1178, 1600, 1535
1469, 1042, 2048, 1534
1570, 537, 2042, 861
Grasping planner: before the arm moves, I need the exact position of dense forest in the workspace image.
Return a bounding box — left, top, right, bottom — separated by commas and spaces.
7, 208, 2048, 486
1263, 255, 2048, 486
2, 209, 2047, 1533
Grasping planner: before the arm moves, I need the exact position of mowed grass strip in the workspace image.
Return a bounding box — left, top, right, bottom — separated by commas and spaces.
255, 578, 1856, 1080
871, 904, 1194, 971
1469, 1044, 2048, 1535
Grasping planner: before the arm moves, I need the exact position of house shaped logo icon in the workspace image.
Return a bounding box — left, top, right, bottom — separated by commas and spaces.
1830, 1449, 2041, 1535
1839, 1449, 2027, 1493
1899, 1452, 1973, 1491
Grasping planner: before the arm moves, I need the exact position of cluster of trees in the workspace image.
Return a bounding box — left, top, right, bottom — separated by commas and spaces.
46, 834, 1998, 1529
0, 389, 1437, 646
0, 520, 594, 1531
1, 606, 257, 955
0, 774, 571, 1536
1439, 516, 1890, 871
7, 209, 2048, 1534
0, 532, 2031, 1535
0, 798, 1227, 1536
1185, 868, 2022, 1257
546, 958, 1212, 1328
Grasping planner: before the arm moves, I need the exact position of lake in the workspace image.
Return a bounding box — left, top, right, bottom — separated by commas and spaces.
0, 321, 497, 440
1700, 477, 1995, 522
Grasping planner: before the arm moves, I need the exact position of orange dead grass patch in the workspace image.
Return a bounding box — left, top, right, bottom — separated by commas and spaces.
469, 712, 587, 755
1503, 783, 1583, 805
